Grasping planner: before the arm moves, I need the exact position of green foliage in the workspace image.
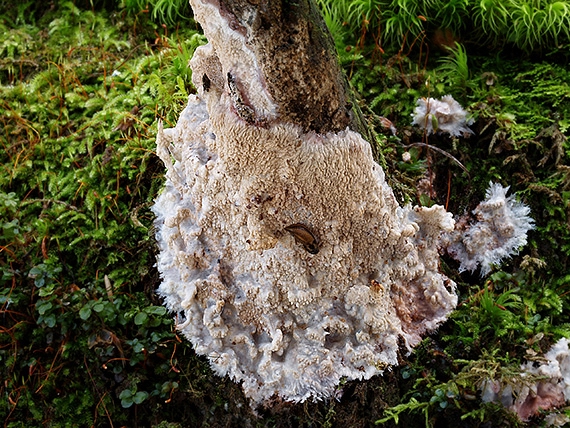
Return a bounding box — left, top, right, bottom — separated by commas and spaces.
376, 348, 528, 427
317, 0, 570, 53
473, 0, 510, 38
0, 0, 194, 31
315, 0, 349, 49
505, 0, 570, 50
375, 266, 570, 426
0, 4, 212, 426
379, 263, 570, 425
437, 42, 473, 95
119, 384, 150, 408
376, 397, 431, 426
1, 0, 570, 427
121, 0, 193, 26
343, 0, 427, 50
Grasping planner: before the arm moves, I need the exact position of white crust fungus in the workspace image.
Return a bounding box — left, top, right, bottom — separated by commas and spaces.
480, 338, 570, 424
152, 0, 458, 405
445, 182, 534, 276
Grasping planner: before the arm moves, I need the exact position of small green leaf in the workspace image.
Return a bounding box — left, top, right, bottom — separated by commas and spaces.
134, 312, 148, 325
79, 306, 92, 320
92, 302, 105, 312
119, 389, 134, 408
28, 266, 44, 277
37, 301, 53, 315
145, 306, 167, 316
119, 389, 132, 400
43, 314, 57, 328
128, 339, 145, 353
132, 391, 149, 405
431, 114, 439, 131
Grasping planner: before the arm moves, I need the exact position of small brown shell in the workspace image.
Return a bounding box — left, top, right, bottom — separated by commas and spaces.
284, 224, 320, 254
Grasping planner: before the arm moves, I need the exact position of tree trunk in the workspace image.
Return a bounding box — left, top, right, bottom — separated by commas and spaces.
191, 0, 373, 141
214, 0, 361, 134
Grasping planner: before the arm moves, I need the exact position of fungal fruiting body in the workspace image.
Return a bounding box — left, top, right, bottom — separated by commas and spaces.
445, 182, 534, 276
152, 0, 458, 405
480, 338, 570, 424
411, 95, 474, 136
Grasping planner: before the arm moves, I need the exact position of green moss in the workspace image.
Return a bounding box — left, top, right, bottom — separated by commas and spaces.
317, 0, 570, 54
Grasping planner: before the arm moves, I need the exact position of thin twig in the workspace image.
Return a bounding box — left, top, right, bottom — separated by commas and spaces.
20, 198, 79, 211
405, 142, 470, 176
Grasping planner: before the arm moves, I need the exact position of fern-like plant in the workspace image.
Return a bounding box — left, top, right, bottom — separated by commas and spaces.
437, 42, 472, 95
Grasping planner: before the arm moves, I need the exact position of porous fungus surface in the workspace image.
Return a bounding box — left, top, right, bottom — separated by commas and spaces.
152, 0, 458, 404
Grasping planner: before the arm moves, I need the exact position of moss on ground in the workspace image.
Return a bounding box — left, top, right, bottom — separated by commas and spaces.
1, 1, 569, 427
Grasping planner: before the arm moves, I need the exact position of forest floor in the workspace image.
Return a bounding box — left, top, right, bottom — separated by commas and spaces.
1, 2, 569, 427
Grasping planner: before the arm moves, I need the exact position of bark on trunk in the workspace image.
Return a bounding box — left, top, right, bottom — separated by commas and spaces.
193, 0, 373, 142
216, 0, 358, 134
